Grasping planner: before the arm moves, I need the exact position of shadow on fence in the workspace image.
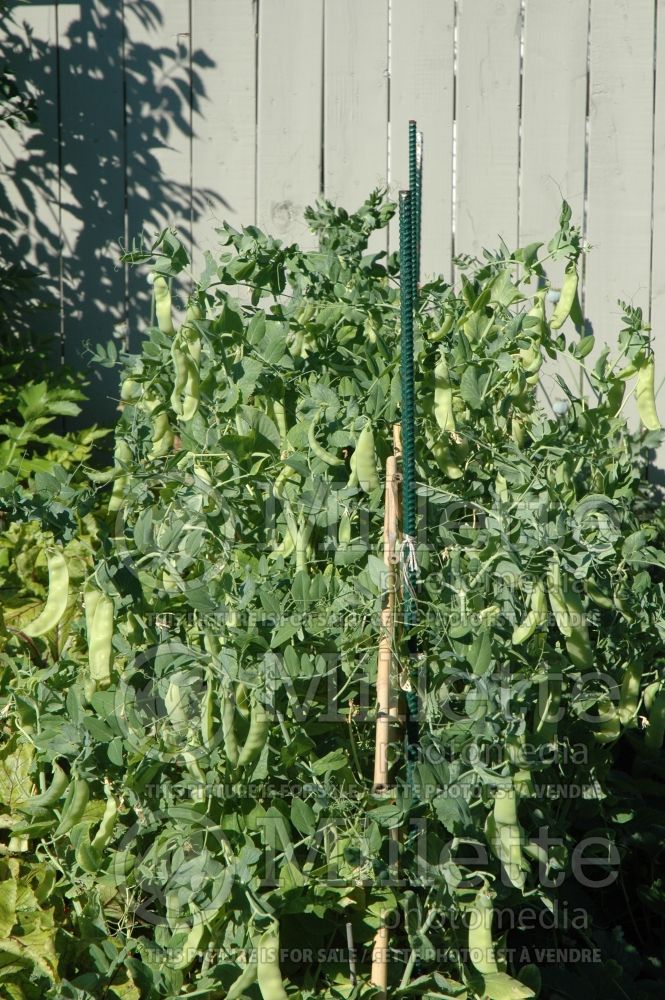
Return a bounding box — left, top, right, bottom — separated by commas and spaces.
0, 0, 222, 425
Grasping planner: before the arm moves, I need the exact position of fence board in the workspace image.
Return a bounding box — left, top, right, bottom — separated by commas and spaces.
4, 0, 665, 476
585, 0, 654, 387
455, 0, 522, 261
520, 0, 589, 406
125, 0, 192, 343
58, 1, 126, 417
520, 0, 588, 250
650, 0, 665, 481
389, 0, 455, 280
257, 0, 323, 249
1, 3, 61, 358
324, 0, 389, 252
191, 0, 256, 270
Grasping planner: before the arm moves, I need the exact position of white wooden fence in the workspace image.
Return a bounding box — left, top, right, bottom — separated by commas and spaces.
3, 0, 665, 468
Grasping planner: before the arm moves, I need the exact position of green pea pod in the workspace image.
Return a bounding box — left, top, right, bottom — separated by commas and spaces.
85, 585, 113, 689
523, 839, 548, 866
149, 410, 174, 459
153, 274, 174, 335
90, 791, 118, 851
338, 512, 352, 546
550, 263, 578, 330
182, 751, 206, 799
519, 342, 542, 375
513, 768, 535, 798
511, 416, 526, 449
295, 519, 314, 576
431, 437, 463, 479
268, 526, 296, 562
170, 337, 188, 416
18, 762, 69, 816
271, 399, 288, 446
547, 559, 593, 670
55, 777, 90, 837
308, 408, 344, 467
636, 357, 661, 431
616, 349, 646, 381
227, 960, 258, 1000
468, 889, 499, 976
434, 353, 456, 433
200, 674, 215, 752
486, 812, 525, 889
618, 662, 643, 725
237, 698, 270, 768
183, 303, 203, 364
23, 549, 69, 638
274, 462, 299, 500
108, 438, 132, 513
533, 674, 562, 745
512, 580, 547, 645
165, 678, 189, 736
354, 421, 379, 492
585, 577, 614, 609
236, 682, 251, 720
257, 922, 288, 1000
181, 355, 200, 421
428, 311, 455, 343
488, 786, 525, 888
493, 785, 518, 825
120, 376, 141, 404
222, 687, 239, 768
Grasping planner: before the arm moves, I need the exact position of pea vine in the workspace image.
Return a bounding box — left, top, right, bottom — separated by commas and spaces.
1, 194, 664, 1000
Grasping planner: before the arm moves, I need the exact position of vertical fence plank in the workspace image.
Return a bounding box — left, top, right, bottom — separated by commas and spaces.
521, 0, 588, 247
520, 0, 589, 405
324, 0, 389, 250
455, 0, 521, 260
650, 0, 665, 481
586, 1, 654, 370
58, 1, 126, 420
257, 0, 323, 249
1, 2, 61, 358
191, 0, 256, 269
124, 0, 193, 342
389, 0, 455, 280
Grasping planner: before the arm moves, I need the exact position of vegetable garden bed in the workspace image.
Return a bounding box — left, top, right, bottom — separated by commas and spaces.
3, 169, 665, 999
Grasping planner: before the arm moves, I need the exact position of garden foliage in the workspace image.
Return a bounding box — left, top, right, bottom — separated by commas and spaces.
2, 194, 665, 999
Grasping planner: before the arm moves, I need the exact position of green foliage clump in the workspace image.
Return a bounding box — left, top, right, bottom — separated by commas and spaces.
1, 193, 665, 999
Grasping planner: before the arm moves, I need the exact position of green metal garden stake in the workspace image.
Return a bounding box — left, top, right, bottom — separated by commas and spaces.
398, 189, 420, 792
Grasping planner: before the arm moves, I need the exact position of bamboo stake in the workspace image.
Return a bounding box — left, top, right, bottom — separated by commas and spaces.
371, 449, 401, 996
373, 453, 399, 792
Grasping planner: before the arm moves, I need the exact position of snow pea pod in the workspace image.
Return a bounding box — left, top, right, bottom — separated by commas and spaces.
434, 353, 456, 433
153, 274, 174, 335
23, 549, 69, 638
237, 697, 270, 769
550, 263, 578, 330
55, 776, 90, 837
308, 407, 344, 467
257, 922, 288, 1000
227, 959, 258, 1000
636, 357, 661, 431
351, 421, 379, 493
468, 889, 499, 975
84, 585, 113, 690
512, 580, 547, 645
19, 762, 69, 816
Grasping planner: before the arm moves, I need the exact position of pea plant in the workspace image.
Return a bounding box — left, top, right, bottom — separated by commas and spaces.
2, 194, 665, 1000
